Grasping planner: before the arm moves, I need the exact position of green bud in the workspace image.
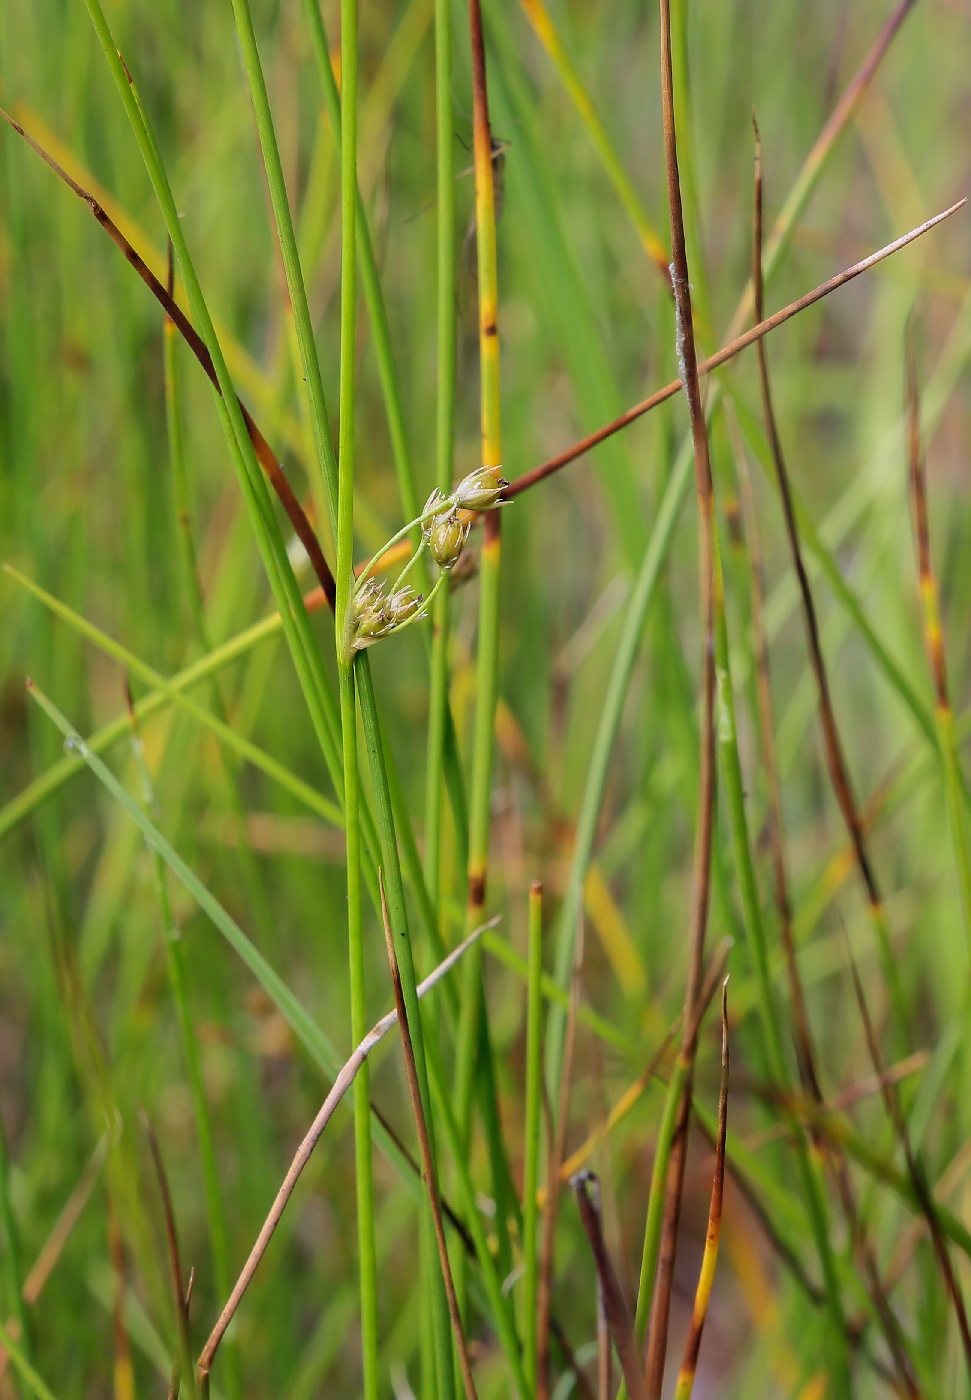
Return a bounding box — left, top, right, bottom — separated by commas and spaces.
425, 507, 470, 570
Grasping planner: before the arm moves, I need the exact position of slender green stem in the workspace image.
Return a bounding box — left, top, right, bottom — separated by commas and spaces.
229, 0, 337, 523
79, 0, 349, 862
521, 882, 543, 1389
633, 1051, 692, 1349
333, 0, 379, 1390
425, 0, 458, 920
425, 1040, 528, 1400
453, 0, 505, 1227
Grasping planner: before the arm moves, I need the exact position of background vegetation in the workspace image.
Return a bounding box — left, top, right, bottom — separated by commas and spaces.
1, 0, 970, 1395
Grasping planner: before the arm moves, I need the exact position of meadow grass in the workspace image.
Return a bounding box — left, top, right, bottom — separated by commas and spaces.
1, 0, 971, 1397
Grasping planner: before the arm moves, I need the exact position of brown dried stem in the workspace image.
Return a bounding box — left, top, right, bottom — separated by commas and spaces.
195, 919, 494, 1386
504, 200, 963, 502
142, 1113, 196, 1400
572, 1172, 644, 1400
750, 113, 915, 1037
642, 1, 718, 1393
736, 136, 920, 1393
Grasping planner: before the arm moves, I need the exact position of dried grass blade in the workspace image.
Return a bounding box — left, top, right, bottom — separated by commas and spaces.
196, 917, 495, 1384
379, 872, 478, 1400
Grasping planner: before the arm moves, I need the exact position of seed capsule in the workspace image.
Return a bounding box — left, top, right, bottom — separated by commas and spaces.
425, 507, 470, 570
386, 586, 424, 626
452, 465, 508, 511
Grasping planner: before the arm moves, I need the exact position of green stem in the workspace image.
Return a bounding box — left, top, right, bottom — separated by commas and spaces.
80, 0, 348, 864
425, 0, 458, 921
333, 0, 380, 1389
521, 882, 543, 1388
229, 0, 338, 523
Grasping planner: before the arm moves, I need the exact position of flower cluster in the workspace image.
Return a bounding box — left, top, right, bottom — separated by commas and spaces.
350, 579, 425, 652
348, 464, 508, 656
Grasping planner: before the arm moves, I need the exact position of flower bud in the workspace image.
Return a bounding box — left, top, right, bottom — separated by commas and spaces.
452, 465, 508, 511
423, 487, 448, 517
386, 586, 424, 626
351, 579, 394, 649
425, 507, 470, 570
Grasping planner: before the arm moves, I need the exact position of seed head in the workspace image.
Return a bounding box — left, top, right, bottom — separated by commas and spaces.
452, 465, 508, 511
386, 586, 424, 626
425, 507, 470, 570
350, 579, 394, 649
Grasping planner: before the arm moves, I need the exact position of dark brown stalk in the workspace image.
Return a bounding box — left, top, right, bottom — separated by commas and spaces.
672, 983, 729, 1399
142, 1113, 195, 1399
572, 1172, 644, 1400
537, 916, 584, 1400
503, 200, 962, 502
751, 116, 913, 1036
741, 142, 920, 1393
0, 106, 336, 611
642, 2, 717, 1393
843, 936, 971, 1372
379, 871, 478, 1400
196, 920, 494, 1385
596, 1192, 612, 1400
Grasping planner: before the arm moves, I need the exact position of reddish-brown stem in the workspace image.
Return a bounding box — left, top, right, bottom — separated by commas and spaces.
642, 1, 717, 1392
744, 124, 919, 1396
503, 200, 962, 502
142, 1114, 194, 1394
